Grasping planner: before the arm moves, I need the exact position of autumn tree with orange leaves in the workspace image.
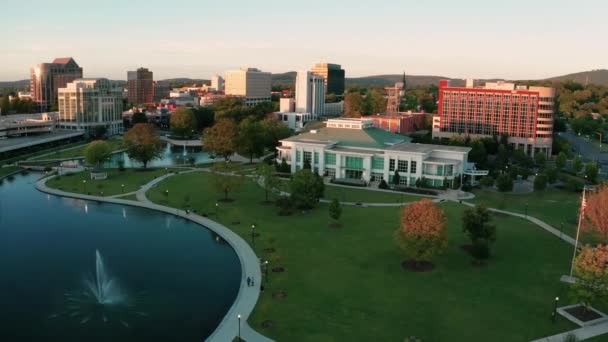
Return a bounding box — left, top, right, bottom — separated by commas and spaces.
572, 244, 608, 312
394, 199, 447, 270
124, 123, 163, 168
582, 183, 608, 242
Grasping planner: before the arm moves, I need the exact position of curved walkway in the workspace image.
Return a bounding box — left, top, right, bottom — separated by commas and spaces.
35, 174, 273, 342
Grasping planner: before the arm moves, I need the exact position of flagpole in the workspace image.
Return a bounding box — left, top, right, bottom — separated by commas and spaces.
569, 187, 586, 278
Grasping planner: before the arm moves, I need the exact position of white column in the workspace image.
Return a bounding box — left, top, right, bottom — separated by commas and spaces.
335, 153, 342, 179
363, 156, 372, 182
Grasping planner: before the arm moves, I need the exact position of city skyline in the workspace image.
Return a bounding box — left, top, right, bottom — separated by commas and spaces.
2, 0, 607, 81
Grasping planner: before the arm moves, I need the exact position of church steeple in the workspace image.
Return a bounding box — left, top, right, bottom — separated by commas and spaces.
402, 72, 407, 89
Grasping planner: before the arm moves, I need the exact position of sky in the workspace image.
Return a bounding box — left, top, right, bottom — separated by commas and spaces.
1, 0, 607, 81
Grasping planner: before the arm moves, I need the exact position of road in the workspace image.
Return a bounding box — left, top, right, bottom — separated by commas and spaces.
561, 128, 607, 178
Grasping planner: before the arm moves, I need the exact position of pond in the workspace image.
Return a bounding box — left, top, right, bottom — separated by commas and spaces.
0, 172, 240, 341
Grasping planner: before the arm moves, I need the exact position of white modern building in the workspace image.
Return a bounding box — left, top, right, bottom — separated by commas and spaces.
274, 112, 315, 132
224, 67, 271, 106
295, 71, 325, 116
323, 101, 344, 117
280, 98, 295, 112
211, 74, 224, 92
57, 78, 123, 135
277, 118, 476, 187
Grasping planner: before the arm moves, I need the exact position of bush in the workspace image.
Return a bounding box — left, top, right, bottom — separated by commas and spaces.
533, 173, 547, 191
496, 174, 514, 192
479, 176, 494, 187
567, 178, 584, 192
470, 240, 490, 261
275, 196, 293, 216
461, 184, 473, 192
330, 178, 366, 187
378, 179, 389, 189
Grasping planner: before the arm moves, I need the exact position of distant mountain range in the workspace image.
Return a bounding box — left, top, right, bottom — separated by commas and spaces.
2, 69, 607, 94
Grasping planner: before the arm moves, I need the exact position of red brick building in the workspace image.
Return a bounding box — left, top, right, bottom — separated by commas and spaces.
433, 80, 555, 157
370, 112, 427, 135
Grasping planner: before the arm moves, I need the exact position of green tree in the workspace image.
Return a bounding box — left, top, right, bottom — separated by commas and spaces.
344, 92, 363, 117
496, 173, 513, 192
84, 140, 112, 168
123, 124, 163, 168
92, 125, 107, 139
534, 152, 546, 167
235, 117, 264, 163
260, 118, 293, 151
329, 198, 342, 224
365, 88, 387, 115
533, 173, 547, 191
545, 166, 558, 184
257, 163, 279, 202
556, 152, 567, 170
192, 107, 215, 130
202, 119, 238, 161
209, 161, 244, 201
571, 245, 608, 314
170, 107, 198, 138
462, 205, 496, 262
585, 163, 599, 184
290, 168, 324, 209
469, 140, 487, 166
392, 169, 401, 187
573, 156, 584, 173
0, 95, 10, 115
131, 112, 148, 125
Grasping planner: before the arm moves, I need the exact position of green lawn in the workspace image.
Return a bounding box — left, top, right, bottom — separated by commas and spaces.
46, 168, 180, 196
146, 171, 578, 341
30, 138, 124, 161
0, 166, 23, 178
470, 188, 582, 238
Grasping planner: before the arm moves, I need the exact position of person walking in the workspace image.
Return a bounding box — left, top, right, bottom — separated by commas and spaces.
247, 277, 251, 287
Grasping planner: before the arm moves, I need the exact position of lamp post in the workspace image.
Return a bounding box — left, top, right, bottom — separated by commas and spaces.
597, 132, 603, 150
264, 260, 269, 284
215, 202, 219, 218
237, 314, 241, 341
82, 180, 87, 193
251, 224, 256, 246
121, 184, 125, 194
525, 202, 528, 218
165, 189, 169, 198
165, 167, 168, 176
552, 296, 560, 323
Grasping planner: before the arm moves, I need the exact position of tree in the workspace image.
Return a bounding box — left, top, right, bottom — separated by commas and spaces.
260, 118, 293, 151
192, 107, 215, 130
496, 173, 513, 192
235, 117, 264, 163
202, 119, 237, 161
533, 173, 547, 191
84, 140, 112, 168
469, 140, 487, 167
365, 88, 386, 115
556, 152, 568, 170
462, 205, 496, 262
92, 125, 107, 139
257, 163, 279, 202
573, 156, 584, 173
392, 169, 401, 187
170, 107, 198, 138
329, 198, 342, 225
394, 199, 447, 268
344, 92, 363, 117
209, 161, 244, 201
290, 168, 324, 209
0, 96, 9, 115
534, 152, 546, 167
582, 184, 608, 241
546, 166, 558, 184
131, 112, 148, 125
585, 163, 599, 184
123, 124, 163, 168
571, 244, 608, 313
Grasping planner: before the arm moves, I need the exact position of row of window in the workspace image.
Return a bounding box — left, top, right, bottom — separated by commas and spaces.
389, 159, 417, 173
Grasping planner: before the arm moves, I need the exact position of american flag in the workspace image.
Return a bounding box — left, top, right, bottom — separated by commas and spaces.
581, 191, 587, 214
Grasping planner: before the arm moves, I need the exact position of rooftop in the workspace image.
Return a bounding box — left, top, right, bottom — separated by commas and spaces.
282, 126, 410, 149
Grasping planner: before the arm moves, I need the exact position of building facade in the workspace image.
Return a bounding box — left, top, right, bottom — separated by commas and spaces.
211, 74, 224, 92
311, 63, 345, 96
433, 80, 555, 157
30, 57, 83, 112
277, 118, 472, 187
224, 67, 271, 106
295, 71, 325, 116
127, 67, 154, 105
274, 112, 315, 132
57, 78, 123, 135
153, 81, 170, 102
371, 112, 427, 135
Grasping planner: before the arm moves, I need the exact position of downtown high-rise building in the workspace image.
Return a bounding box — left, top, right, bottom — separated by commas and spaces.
433, 80, 555, 157
224, 67, 271, 106
127, 67, 154, 105
211, 74, 224, 92
30, 57, 83, 112
311, 63, 345, 96
295, 71, 325, 116
57, 78, 123, 135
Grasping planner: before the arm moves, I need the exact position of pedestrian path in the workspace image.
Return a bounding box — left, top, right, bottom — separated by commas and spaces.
531, 321, 608, 342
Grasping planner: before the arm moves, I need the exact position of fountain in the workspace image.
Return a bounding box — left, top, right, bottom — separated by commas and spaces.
84, 250, 127, 305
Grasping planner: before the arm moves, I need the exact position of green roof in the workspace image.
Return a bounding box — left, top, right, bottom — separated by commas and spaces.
284, 127, 411, 149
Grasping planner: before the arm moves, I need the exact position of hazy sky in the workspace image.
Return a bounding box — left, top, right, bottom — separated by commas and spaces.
1, 0, 606, 81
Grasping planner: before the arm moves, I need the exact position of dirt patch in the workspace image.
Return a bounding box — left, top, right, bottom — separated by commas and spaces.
401, 260, 435, 272
566, 305, 603, 322
272, 291, 287, 300
272, 267, 285, 273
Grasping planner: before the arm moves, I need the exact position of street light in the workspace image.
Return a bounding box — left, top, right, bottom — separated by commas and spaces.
552, 296, 560, 323
264, 260, 269, 284
596, 132, 603, 149
121, 184, 125, 193
82, 180, 87, 193
215, 202, 219, 218
237, 314, 241, 341
251, 224, 256, 246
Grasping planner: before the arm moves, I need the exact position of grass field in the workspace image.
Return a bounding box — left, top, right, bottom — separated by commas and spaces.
46, 168, 180, 196
30, 138, 124, 161
145, 171, 578, 341
0, 166, 23, 178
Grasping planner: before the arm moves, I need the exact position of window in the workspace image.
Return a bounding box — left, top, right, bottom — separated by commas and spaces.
371, 172, 384, 181
389, 159, 396, 171
325, 168, 336, 178
296, 150, 301, 162
345, 156, 363, 170
372, 157, 384, 170
398, 160, 408, 172
303, 151, 312, 164
399, 177, 408, 185
324, 153, 336, 165
410, 161, 417, 174
314, 152, 319, 164
446, 165, 454, 176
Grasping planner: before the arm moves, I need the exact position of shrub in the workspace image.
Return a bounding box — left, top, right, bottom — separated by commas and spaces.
378, 180, 389, 189
496, 174, 513, 192
533, 173, 547, 191
461, 184, 473, 192
470, 240, 490, 261
479, 176, 494, 187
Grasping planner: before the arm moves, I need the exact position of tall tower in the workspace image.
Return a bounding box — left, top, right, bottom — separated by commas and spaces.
127, 67, 154, 105
295, 71, 325, 116
385, 73, 405, 114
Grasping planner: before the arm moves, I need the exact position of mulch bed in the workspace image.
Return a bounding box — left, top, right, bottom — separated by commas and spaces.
401, 260, 435, 272
328, 222, 343, 229
263, 248, 276, 253
272, 291, 287, 300
261, 320, 275, 329
272, 267, 285, 273
566, 305, 603, 322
